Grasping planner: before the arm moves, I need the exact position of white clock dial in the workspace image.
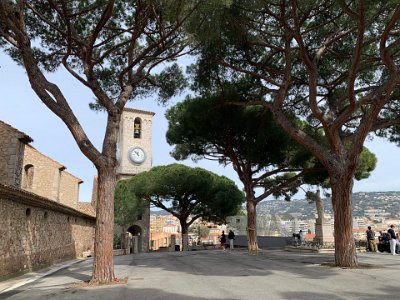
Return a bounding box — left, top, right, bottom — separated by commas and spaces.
128, 147, 146, 164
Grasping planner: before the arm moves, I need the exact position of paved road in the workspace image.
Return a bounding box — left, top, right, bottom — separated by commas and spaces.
1, 249, 399, 299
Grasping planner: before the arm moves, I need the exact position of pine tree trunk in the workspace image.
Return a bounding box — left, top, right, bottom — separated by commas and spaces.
181, 222, 189, 251
247, 200, 258, 253
331, 178, 358, 267
92, 166, 117, 283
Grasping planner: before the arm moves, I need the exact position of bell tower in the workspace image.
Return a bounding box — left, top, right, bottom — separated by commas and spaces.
116, 108, 154, 253
117, 108, 154, 179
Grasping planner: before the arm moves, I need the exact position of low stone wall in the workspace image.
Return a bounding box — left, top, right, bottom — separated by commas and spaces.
0, 184, 95, 280
232, 235, 291, 249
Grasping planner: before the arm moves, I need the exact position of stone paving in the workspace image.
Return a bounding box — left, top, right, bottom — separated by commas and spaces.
0, 249, 399, 300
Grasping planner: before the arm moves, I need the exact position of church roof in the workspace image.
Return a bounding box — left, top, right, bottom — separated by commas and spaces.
124, 108, 155, 116
0, 120, 33, 143
77, 202, 96, 217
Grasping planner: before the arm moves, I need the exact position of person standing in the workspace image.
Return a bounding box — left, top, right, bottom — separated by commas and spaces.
299, 230, 305, 246
220, 231, 226, 250
388, 225, 397, 255
228, 230, 235, 250
366, 226, 377, 252
396, 236, 400, 254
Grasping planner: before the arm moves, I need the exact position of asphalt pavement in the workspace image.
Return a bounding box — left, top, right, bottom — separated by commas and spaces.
0, 249, 399, 300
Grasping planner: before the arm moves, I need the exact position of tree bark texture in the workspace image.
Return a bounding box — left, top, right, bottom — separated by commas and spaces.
92, 166, 117, 284
181, 222, 189, 251
246, 200, 258, 254
331, 178, 358, 267
182, 234, 189, 251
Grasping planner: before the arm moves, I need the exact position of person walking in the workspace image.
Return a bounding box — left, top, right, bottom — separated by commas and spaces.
366, 226, 377, 252
228, 230, 235, 250
388, 224, 397, 255
220, 231, 226, 250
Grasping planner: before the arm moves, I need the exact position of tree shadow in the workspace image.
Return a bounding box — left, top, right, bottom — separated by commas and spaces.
5, 250, 399, 300
1, 286, 234, 300
116, 250, 338, 280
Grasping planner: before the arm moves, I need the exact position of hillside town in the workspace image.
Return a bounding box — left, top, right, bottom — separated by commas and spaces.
149, 191, 400, 250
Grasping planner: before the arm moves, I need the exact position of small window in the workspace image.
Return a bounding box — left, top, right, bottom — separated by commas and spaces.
134, 117, 141, 139
44, 211, 48, 219
26, 208, 31, 217
23, 164, 34, 189
137, 214, 142, 221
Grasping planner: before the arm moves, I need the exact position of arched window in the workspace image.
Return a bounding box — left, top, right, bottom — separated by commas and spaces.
23, 164, 34, 189
134, 117, 142, 139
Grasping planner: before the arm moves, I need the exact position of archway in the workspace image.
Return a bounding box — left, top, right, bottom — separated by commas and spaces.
127, 225, 143, 253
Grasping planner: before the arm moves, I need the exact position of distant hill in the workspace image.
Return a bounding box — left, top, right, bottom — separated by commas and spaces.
150, 209, 171, 216
257, 191, 400, 220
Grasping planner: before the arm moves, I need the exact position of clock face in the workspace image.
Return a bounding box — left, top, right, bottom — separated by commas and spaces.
128, 147, 146, 165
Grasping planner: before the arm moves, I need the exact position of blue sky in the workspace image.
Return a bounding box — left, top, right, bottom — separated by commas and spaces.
1, 52, 400, 202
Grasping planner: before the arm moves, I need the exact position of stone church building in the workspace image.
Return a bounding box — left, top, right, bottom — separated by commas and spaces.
0, 108, 153, 279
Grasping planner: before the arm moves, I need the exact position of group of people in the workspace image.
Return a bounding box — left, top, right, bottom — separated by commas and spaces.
219, 226, 398, 254
366, 224, 399, 255
291, 230, 305, 246
219, 230, 235, 250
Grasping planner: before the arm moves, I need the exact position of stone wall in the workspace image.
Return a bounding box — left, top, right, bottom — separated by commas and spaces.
129, 204, 150, 253
233, 235, 290, 249
0, 121, 32, 187
22, 145, 82, 208
59, 171, 81, 208
0, 184, 95, 280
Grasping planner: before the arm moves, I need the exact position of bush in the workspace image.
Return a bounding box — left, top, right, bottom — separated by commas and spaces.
113, 232, 122, 249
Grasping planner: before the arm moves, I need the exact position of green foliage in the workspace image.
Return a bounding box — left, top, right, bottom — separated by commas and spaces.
166, 82, 318, 203
270, 173, 302, 201
113, 231, 122, 250
125, 163, 244, 228
187, 0, 400, 150
235, 209, 246, 216
154, 63, 187, 104
166, 81, 310, 164
190, 224, 210, 239
114, 180, 145, 227
354, 147, 377, 181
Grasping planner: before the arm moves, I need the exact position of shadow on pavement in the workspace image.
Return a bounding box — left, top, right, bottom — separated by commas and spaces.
3, 285, 234, 300
116, 250, 338, 281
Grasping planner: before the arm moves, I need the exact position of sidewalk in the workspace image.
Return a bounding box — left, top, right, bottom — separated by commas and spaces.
0, 258, 86, 296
